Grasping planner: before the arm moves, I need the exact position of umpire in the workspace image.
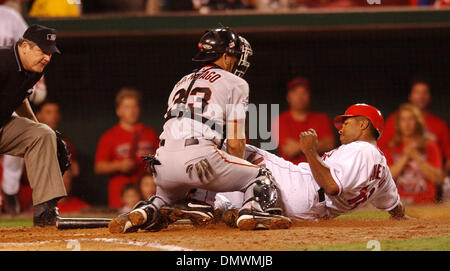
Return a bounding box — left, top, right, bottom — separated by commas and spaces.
0, 24, 67, 226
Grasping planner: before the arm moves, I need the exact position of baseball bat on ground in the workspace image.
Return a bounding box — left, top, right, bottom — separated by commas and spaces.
56, 217, 112, 230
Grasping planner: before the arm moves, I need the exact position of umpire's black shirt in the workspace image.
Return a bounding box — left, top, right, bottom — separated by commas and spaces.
0, 43, 43, 127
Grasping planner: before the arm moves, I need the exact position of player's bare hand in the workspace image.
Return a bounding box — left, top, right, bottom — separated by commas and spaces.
119, 158, 136, 173
247, 152, 266, 167
299, 128, 318, 154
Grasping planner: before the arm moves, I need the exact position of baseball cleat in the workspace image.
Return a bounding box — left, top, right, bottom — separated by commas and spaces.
236, 209, 292, 230
109, 200, 160, 233
128, 204, 170, 232
129, 206, 153, 227
159, 200, 215, 227
108, 213, 138, 234
220, 208, 239, 228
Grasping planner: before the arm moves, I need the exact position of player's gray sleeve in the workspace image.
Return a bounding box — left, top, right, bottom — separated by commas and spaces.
226, 82, 249, 122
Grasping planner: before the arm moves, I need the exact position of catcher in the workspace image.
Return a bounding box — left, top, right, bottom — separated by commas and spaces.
109, 27, 291, 233
0, 24, 71, 226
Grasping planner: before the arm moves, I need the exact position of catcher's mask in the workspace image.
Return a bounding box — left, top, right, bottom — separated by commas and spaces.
192, 27, 253, 78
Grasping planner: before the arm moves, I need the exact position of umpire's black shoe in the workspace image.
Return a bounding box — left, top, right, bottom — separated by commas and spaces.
33, 198, 61, 227
2, 191, 21, 215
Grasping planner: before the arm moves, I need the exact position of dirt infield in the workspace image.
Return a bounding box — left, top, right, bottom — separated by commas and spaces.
1, 204, 450, 251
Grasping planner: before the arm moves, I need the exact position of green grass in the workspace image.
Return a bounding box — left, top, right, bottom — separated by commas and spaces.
287, 236, 450, 251
336, 210, 390, 220
0, 219, 33, 227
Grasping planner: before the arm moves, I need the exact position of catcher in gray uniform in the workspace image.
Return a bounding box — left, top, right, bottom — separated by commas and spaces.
109, 27, 292, 233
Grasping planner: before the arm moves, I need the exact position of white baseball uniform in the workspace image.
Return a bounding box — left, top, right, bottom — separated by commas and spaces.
216, 141, 400, 220
0, 5, 28, 47
153, 65, 278, 212
0, 5, 47, 199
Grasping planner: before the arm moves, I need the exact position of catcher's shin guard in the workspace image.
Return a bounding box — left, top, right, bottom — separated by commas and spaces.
237, 168, 292, 230
242, 168, 278, 212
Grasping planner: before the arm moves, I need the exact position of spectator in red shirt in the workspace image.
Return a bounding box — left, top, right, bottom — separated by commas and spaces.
378, 79, 450, 183
382, 104, 443, 204
272, 77, 335, 164
94, 87, 159, 209
36, 100, 90, 214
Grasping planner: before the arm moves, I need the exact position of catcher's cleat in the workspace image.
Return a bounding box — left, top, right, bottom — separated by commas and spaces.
221, 208, 239, 228
128, 200, 169, 232
236, 209, 292, 231
159, 199, 215, 227
109, 200, 165, 233
108, 213, 139, 234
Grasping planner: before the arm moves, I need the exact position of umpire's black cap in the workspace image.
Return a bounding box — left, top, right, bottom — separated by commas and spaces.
23, 24, 61, 54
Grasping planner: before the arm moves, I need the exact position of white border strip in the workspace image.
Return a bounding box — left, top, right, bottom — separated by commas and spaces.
91, 238, 195, 251
0, 238, 195, 251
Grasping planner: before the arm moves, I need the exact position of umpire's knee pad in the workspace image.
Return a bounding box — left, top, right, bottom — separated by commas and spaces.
244, 168, 278, 211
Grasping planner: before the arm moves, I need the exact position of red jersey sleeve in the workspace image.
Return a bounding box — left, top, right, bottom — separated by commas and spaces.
426, 140, 443, 169
440, 121, 450, 159
316, 113, 334, 139
378, 112, 396, 149
147, 127, 160, 154
95, 132, 114, 164
381, 145, 394, 166
274, 113, 292, 153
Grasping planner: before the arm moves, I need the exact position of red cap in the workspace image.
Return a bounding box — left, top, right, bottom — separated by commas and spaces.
334, 103, 384, 139
287, 77, 310, 91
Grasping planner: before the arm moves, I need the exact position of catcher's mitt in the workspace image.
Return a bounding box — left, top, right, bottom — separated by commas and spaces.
55, 130, 71, 175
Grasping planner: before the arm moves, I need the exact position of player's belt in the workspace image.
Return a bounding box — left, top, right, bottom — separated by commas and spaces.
159, 138, 219, 148
160, 138, 199, 147
165, 112, 223, 134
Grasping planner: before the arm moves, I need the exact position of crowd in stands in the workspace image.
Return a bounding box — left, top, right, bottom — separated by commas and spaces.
0, 0, 448, 18
1, 75, 447, 215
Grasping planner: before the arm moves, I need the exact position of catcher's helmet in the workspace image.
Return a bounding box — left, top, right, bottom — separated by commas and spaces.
192, 27, 253, 77
333, 103, 384, 139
